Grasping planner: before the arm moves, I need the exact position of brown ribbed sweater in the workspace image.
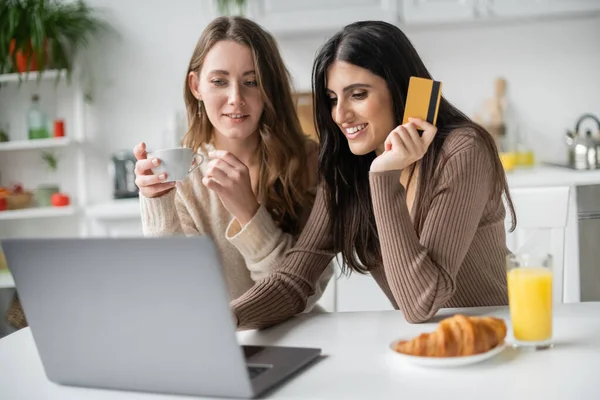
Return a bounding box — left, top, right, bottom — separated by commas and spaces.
232, 130, 510, 329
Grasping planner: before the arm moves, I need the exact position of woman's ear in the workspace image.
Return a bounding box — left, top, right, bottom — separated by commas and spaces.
188, 71, 202, 101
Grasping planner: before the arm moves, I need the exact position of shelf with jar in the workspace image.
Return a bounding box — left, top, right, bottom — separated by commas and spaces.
0, 136, 75, 152
474, 77, 535, 173
0, 204, 75, 222
0, 78, 82, 223
0, 92, 86, 234
0, 69, 67, 84
0, 0, 114, 234
0, 155, 74, 220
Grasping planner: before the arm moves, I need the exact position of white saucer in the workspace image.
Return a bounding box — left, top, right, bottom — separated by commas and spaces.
389, 340, 506, 368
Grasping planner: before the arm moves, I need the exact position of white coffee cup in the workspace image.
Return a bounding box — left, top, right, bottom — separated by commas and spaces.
147, 147, 204, 182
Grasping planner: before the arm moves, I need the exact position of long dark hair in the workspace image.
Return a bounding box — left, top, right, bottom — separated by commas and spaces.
312, 21, 516, 274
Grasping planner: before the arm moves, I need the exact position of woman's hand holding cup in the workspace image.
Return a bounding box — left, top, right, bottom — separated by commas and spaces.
133, 142, 177, 198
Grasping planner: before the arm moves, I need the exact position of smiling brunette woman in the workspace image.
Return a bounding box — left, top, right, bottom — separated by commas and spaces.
230, 20, 516, 329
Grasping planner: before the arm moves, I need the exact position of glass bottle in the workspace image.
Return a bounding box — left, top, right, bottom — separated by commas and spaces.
27, 94, 49, 140
515, 125, 535, 167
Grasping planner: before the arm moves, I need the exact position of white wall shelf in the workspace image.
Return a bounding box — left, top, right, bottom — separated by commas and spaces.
0, 69, 67, 84
0, 271, 14, 289
0, 137, 73, 152
0, 206, 75, 221
0, 64, 88, 238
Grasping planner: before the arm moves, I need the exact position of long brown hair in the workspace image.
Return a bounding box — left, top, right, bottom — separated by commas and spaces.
182, 16, 313, 235
312, 21, 516, 274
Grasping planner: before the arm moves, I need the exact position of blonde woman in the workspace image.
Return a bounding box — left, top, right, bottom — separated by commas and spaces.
134, 16, 333, 309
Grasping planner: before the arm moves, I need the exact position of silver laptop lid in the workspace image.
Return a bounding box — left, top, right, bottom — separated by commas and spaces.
3, 236, 254, 398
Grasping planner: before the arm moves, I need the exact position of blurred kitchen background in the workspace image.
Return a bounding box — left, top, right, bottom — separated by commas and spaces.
1, 0, 600, 335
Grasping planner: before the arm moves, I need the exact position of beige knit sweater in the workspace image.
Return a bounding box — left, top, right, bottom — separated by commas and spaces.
232, 129, 510, 329
140, 142, 334, 311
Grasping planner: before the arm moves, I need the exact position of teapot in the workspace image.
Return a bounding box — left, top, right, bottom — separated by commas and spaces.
565, 113, 600, 170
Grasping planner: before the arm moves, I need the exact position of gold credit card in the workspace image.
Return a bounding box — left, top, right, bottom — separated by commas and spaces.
402, 76, 443, 127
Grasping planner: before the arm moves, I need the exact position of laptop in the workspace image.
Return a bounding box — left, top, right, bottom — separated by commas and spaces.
3, 236, 321, 398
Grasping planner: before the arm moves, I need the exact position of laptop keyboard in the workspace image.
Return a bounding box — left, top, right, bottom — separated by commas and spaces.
247, 365, 270, 379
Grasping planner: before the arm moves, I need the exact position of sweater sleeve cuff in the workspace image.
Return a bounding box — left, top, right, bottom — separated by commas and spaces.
368, 169, 403, 195
226, 205, 282, 260
139, 190, 177, 235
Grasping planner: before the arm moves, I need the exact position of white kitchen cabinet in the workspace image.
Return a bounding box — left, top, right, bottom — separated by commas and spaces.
400, 0, 600, 25
505, 186, 571, 304
401, 0, 480, 24
335, 272, 396, 312
334, 255, 395, 312
244, 0, 600, 36
246, 0, 399, 36
482, 0, 600, 18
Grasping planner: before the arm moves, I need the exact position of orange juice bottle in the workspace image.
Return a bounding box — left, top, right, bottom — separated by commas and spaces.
507, 267, 553, 342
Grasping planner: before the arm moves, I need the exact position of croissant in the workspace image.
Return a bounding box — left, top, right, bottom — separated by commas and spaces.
393, 314, 507, 357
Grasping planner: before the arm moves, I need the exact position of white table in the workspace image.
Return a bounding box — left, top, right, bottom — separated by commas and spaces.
1, 303, 600, 399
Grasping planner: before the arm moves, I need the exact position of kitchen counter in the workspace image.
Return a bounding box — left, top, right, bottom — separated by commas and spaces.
504, 164, 599, 304
1, 303, 599, 399
84, 165, 600, 222
506, 164, 600, 188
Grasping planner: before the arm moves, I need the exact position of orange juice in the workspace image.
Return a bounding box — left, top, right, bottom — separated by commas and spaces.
516, 150, 535, 167
507, 267, 553, 342
499, 151, 517, 171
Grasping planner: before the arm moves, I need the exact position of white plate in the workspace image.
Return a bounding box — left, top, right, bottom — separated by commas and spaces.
389, 340, 506, 368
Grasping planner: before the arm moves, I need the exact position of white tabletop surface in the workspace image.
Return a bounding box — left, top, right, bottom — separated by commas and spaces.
1, 303, 600, 400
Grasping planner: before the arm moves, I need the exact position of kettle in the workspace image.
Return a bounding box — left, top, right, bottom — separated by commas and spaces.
565, 113, 600, 170
109, 150, 139, 199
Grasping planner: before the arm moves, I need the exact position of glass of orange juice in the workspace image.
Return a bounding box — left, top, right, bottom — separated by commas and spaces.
506, 253, 553, 350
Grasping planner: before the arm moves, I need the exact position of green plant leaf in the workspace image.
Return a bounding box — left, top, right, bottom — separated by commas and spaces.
0, 0, 113, 79
216, 0, 247, 15
41, 150, 58, 171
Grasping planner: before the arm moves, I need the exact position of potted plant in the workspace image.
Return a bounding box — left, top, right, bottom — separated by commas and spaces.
216, 0, 247, 15
0, 0, 111, 78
